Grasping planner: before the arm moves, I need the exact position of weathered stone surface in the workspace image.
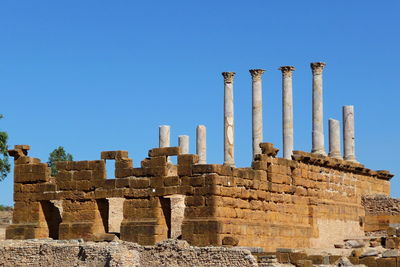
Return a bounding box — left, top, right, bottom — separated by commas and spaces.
250, 69, 265, 159
0, 239, 258, 267
5, 144, 395, 253
310, 62, 326, 156
222, 236, 239, 246
279, 66, 295, 160
148, 147, 181, 157
382, 249, 400, 257
259, 143, 279, 157
222, 72, 235, 167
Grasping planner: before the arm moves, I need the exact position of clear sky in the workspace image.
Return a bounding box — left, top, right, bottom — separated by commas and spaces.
0, 1, 399, 206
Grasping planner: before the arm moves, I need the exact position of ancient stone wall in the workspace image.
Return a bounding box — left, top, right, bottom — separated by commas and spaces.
363, 195, 400, 233
0, 239, 257, 267
5, 144, 393, 252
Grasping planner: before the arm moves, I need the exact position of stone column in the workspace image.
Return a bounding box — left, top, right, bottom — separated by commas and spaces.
249, 69, 265, 158
311, 62, 326, 155
196, 125, 206, 164
343, 105, 357, 162
159, 125, 170, 148
222, 72, 235, 167
328, 119, 342, 159
279, 66, 295, 159
178, 135, 189, 154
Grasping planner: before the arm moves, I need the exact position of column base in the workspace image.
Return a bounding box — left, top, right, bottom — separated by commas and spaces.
344, 155, 358, 163
328, 152, 343, 160
311, 149, 327, 156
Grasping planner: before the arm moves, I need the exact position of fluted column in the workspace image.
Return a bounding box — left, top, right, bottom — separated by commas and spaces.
196, 125, 207, 164
311, 62, 326, 155
328, 119, 342, 159
249, 69, 265, 159
279, 66, 295, 159
343, 105, 357, 162
178, 135, 189, 154
222, 72, 235, 167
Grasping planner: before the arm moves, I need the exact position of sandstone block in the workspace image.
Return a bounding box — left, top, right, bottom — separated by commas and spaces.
222, 236, 239, 246
377, 258, 396, 267
192, 164, 232, 176
101, 150, 129, 160
259, 143, 279, 157
115, 158, 133, 169
185, 196, 205, 206
73, 170, 93, 180
359, 256, 378, 267
148, 147, 180, 157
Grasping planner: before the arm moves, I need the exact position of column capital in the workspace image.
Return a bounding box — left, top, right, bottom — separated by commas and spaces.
278, 66, 295, 77
249, 69, 265, 81
222, 72, 236, 83
310, 62, 326, 75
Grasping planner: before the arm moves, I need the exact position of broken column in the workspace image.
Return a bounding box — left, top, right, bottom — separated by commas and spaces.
159, 125, 170, 148
178, 135, 189, 154
196, 125, 206, 164
311, 62, 326, 155
343, 105, 357, 162
159, 125, 171, 162
249, 69, 265, 158
328, 118, 342, 159
279, 66, 295, 159
222, 72, 235, 167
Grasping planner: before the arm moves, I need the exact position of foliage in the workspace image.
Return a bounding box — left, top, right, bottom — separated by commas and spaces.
0, 115, 10, 181
48, 146, 73, 176
0, 204, 13, 211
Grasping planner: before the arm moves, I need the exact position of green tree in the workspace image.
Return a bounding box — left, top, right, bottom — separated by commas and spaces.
0, 115, 10, 181
48, 146, 73, 176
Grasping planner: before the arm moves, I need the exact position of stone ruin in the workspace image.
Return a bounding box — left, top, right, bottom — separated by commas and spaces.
3, 63, 398, 266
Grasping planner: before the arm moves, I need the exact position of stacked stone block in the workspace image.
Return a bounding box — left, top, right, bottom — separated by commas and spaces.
5, 143, 394, 252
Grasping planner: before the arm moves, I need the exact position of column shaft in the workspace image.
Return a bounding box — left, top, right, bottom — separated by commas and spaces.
279, 66, 295, 159
250, 69, 265, 159
196, 125, 207, 164
311, 62, 326, 155
222, 72, 235, 166
328, 119, 342, 159
343, 105, 357, 162
178, 135, 189, 154
159, 125, 170, 148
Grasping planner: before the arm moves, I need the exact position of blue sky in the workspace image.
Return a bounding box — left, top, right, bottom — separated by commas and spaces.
0, 1, 399, 206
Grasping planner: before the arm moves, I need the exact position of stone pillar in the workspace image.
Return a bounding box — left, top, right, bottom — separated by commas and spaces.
222, 72, 235, 167
159, 125, 170, 148
178, 135, 189, 154
311, 62, 326, 155
249, 69, 265, 158
328, 118, 342, 159
279, 66, 295, 159
343, 105, 357, 162
196, 125, 207, 164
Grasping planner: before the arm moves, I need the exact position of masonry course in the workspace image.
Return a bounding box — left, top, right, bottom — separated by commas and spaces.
5, 142, 393, 252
